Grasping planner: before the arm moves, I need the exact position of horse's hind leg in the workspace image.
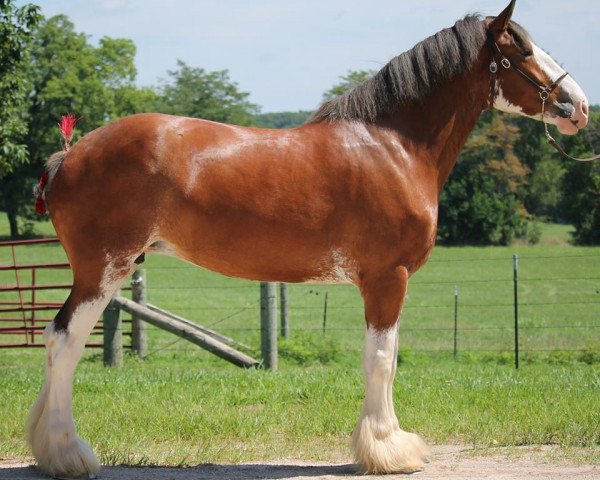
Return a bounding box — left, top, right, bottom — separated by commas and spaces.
27, 256, 133, 479
353, 267, 429, 474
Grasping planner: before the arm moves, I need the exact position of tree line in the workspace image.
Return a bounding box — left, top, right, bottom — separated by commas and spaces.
1, 1, 599, 244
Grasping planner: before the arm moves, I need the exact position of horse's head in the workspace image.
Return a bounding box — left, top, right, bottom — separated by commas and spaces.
487, 0, 588, 135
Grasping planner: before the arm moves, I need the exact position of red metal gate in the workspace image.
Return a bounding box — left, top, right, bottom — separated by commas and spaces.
0, 238, 103, 347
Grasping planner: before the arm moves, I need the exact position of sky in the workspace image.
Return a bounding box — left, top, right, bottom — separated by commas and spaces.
24, 0, 600, 113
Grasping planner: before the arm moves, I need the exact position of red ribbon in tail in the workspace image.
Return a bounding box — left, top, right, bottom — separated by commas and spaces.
35, 171, 50, 215
58, 113, 79, 151
35, 114, 80, 215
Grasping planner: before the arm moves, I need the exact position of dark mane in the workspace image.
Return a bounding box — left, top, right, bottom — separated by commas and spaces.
309, 15, 487, 123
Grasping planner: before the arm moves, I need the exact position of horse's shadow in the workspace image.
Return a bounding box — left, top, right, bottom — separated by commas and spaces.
0, 462, 358, 479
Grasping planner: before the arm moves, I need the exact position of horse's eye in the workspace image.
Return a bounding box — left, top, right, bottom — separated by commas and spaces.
520, 49, 533, 58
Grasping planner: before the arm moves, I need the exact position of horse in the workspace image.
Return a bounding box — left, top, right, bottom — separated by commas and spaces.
28, 0, 590, 477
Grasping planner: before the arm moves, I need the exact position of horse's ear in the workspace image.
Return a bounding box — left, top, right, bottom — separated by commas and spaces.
489, 0, 516, 33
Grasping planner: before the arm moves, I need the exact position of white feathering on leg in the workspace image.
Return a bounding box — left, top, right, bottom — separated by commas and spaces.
27, 264, 127, 479
352, 325, 429, 473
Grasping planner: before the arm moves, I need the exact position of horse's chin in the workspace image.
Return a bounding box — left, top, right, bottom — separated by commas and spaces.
554, 117, 580, 136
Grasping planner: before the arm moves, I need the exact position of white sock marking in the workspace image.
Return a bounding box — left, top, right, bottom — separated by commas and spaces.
29, 266, 126, 478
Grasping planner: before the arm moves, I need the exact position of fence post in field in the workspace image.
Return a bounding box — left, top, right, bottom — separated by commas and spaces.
322, 291, 329, 335
131, 269, 148, 358
103, 290, 123, 367
280, 282, 289, 338
453, 285, 459, 359
513, 254, 519, 370
260, 282, 278, 370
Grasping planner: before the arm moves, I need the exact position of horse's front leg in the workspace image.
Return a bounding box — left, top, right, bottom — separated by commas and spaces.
353, 267, 429, 474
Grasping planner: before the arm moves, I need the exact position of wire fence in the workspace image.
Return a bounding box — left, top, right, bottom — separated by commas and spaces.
1, 243, 599, 363
129, 252, 600, 363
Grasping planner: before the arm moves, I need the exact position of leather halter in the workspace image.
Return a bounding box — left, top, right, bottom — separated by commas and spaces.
487, 34, 599, 162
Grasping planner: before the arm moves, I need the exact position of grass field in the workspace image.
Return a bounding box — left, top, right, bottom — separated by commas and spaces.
1, 353, 598, 465
0, 219, 599, 465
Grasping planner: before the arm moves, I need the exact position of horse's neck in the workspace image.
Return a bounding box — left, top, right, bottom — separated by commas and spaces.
384, 62, 489, 194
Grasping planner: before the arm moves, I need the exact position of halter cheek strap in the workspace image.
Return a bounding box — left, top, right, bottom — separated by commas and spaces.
488, 36, 599, 162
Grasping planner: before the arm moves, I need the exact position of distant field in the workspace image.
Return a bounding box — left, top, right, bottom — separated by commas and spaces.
536, 222, 574, 246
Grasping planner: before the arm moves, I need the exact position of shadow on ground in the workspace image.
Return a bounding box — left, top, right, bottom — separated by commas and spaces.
2, 446, 598, 480
0, 462, 358, 480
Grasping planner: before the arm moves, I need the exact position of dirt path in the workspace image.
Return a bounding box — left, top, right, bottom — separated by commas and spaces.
1, 445, 597, 480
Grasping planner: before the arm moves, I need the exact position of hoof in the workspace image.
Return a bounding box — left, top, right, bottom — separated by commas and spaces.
28, 390, 100, 479
32, 434, 100, 479
352, 417, 430, 474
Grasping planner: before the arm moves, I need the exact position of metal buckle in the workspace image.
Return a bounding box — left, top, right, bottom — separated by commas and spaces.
489, 61, 498, 74
501, 58, 511, 69
539, 90, 550, 100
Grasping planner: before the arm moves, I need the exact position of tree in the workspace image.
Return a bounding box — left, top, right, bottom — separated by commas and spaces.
322, 70, 375, 100
509, 116, 564, 220
0, 14, 155, 238
438, 164, 525, 245
0, 0, 41, 178
527, 158, 565, 220
25, 16, 147, 165
253, 111, 312, 128
559, 110, 600, 244
438, 113, 529, 245
157, 60, 259, 125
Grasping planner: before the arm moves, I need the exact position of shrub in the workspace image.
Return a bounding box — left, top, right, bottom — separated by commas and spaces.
278, 332, 342, 365
577, 348, 600, 365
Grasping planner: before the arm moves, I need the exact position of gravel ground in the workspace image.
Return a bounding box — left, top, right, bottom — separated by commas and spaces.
1, 445, 597, 480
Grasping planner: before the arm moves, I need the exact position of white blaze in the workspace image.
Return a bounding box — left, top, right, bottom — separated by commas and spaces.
532, 43, 586, 107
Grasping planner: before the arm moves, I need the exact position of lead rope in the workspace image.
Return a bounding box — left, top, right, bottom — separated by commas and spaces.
541, 95, 600, 162
488, 58, 498, 110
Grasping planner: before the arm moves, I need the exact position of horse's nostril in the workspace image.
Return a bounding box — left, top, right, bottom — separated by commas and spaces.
581, 100, 589, 117
572, 99, 589, 129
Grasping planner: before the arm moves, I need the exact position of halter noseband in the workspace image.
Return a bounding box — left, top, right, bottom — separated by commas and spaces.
487, 33, 599, 162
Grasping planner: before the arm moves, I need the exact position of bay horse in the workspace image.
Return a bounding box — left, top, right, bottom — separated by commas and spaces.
29, 1, 590, 477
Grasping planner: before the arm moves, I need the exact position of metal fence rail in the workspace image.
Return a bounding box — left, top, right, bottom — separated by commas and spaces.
0, 238, 107, 347
0, 238, 71, 347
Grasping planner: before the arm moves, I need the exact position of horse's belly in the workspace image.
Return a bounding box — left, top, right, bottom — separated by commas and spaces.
154, 215, 348, 284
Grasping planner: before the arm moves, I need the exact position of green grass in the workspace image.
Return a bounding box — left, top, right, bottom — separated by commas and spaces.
0, 215, 57, 241
536, 222, 574, 246
0, 353, 598, 465
0, 219, 599, 464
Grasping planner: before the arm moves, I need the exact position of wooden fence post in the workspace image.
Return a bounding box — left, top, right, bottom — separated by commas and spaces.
453, 285, 458, 359
103, 290, 123, 367
260, 282, 278, 370
280, 282, 289, 338
513, 254, 519, 370
131, 269, 148, 358
322, 291, 328, 335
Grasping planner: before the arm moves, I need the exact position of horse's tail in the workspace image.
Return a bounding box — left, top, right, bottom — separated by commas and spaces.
34, 114, 79, 215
